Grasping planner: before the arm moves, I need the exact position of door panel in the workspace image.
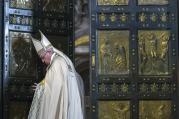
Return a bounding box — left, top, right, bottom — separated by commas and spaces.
97, 0, 129, 5
138, 0, 168, 5
98, 30, 129, 74
90, 0, 178, 119
99, 101, 130, 119
9, 32, 35, 77
138, 30, 170, 75
139, 100, 172, 119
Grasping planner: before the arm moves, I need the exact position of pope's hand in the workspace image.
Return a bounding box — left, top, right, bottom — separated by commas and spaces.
32, 83, 38, 91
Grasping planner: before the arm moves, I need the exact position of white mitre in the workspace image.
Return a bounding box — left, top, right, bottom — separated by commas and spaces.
31, 30, 53, 55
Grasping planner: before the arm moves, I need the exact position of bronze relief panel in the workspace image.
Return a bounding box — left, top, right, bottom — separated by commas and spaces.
10, 0, 33, 9
9, 15, 33, 26
9, 32, 36, 77
97, 0, 129, 5
138, 0, 169, 5
139, 101, 172, 119
98, 30, 129, 75
138, 30, 170, 75
99, 101, 130, 119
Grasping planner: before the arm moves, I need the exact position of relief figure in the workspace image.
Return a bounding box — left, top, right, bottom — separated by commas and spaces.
139, 31, 169, 75
113, 43, 127, 72
113, 103, 129, 119
139, 35, 148, 74
100, 38, 112, 73
11, 33, 35, 76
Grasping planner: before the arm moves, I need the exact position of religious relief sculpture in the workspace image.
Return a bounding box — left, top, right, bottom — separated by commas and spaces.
98, 31, 129, 74
139, 101, 172, 119
99, 13, 129, 24
99, 38, 113, 73
114, 43, 127, 72
138, 12, 169, 23
138, 0, 168, 5
160, 13, 168, 22
98, 0, 129, 5
99, 101, 130, 119
42, 0, 65, 12
10, 0, 33, 9
138, 31, 170, 75
10, 32, 35, 76
9, 15, 33, 26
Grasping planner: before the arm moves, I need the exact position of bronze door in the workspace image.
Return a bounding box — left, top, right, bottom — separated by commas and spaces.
2, 0, 74, 118
90, 0, 178, 119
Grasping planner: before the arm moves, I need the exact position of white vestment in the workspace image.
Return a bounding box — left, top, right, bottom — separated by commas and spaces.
28, 49, 84, 119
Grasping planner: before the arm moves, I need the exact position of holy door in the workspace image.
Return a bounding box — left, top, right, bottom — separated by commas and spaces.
90, 0, 178, 119
2, 0, 74, 118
